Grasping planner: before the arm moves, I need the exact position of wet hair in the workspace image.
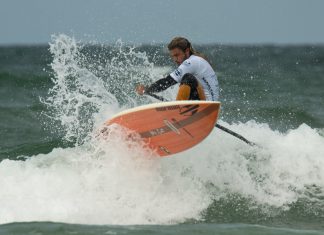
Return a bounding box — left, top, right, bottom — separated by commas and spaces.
167, 37, 210, 64
167, 37, 196, 55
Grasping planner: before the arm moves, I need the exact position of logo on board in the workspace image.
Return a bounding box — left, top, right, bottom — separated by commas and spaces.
179, 104, 199, 116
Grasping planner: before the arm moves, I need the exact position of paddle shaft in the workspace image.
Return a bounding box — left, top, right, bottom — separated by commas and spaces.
214, 123, 255, 146
144, 92, 255, 146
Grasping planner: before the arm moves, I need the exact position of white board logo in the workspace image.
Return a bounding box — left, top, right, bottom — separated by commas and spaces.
163, 119, 180, 135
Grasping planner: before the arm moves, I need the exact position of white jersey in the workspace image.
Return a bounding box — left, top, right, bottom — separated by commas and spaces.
170, 55, 219, 101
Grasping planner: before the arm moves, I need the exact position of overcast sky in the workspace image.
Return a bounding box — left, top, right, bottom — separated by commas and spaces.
1, 0, 324, 45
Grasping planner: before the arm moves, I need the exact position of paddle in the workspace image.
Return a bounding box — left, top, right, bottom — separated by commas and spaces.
144, 92, 256, 146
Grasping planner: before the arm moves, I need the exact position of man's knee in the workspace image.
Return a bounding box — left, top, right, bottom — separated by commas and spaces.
178, 73, 205, 101
180, 73, 198, 89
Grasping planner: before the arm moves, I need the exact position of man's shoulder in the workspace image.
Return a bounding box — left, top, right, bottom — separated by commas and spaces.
182, 55, 200, 66
187, 55, 208, 64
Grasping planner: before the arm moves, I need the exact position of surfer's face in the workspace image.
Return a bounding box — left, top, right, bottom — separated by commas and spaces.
169, 48, 190, 65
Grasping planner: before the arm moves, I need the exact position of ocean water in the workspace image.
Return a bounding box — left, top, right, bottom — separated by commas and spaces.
0, 34, 324, 234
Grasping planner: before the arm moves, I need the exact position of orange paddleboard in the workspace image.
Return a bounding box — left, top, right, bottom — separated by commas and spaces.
104, 101, 221, 156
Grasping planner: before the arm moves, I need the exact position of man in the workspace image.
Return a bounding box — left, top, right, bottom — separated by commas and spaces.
136, 37, 219, 101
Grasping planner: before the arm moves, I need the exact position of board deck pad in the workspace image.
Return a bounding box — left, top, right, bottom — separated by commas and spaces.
104, 101, 221, 156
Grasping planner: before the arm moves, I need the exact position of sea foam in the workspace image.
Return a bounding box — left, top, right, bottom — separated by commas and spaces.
0, 34, 323, 225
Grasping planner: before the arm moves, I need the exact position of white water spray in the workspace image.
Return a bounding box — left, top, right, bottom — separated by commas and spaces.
0, 35, 324, 225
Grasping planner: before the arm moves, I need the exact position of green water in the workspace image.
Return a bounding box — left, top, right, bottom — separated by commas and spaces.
0, 39, 324, 234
